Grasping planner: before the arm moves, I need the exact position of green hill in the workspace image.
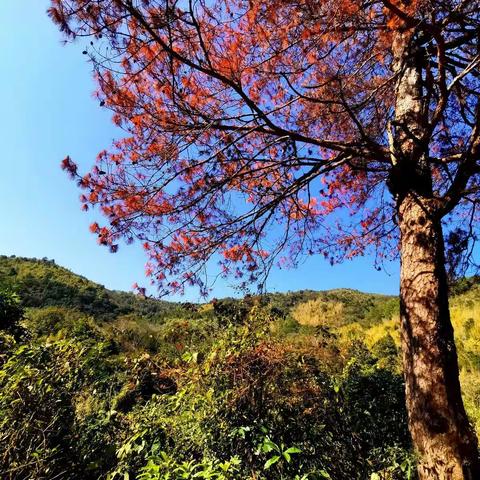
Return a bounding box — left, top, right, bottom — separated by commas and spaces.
0, 255, 399, 328
0, 255, 185, 321
265, 288, 398, 328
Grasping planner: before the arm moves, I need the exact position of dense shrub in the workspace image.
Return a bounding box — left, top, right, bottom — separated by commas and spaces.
102, 310, 413, 480
0, 257, 445, 479
0, 289, 23, 333
0, 332, 120, 479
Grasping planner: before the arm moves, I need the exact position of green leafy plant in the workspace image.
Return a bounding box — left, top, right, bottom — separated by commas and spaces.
256, 434, 302, 471
137, 451, 241, 480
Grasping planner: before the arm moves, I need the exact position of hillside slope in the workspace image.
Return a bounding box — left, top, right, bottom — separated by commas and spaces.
0, 255, 399, 327
0, 255, 184, 321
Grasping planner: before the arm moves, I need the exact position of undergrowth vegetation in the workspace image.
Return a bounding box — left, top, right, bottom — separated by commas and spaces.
0, 257, 479, 479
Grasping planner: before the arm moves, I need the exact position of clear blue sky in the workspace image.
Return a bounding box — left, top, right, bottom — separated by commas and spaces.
0, 1, 400, 301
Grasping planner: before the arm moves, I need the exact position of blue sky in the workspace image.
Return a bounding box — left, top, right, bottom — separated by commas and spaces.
0, 1, 400, 301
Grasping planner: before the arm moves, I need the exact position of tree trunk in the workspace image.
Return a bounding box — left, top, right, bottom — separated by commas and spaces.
398, 194, 480, 479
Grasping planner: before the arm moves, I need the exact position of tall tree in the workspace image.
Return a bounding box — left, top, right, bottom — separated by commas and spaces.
50, 0, 480, 477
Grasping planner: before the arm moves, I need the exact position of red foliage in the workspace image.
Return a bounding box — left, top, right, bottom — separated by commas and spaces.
50, 0, 480, 295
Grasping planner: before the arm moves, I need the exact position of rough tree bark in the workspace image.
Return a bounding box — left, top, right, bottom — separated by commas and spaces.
398, 196, 480, 479
391, 29, 480, 480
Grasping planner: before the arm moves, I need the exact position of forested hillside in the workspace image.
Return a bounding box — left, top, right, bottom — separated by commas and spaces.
0, 256, 186, 321
1, 256, 480, 479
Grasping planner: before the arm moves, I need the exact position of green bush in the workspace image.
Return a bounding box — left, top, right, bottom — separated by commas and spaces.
0, 289, 23, 333
0, 336, 120, 479
100, 309, 412, 480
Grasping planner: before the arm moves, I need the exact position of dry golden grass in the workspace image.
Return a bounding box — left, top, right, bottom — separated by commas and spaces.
292, 298, 344, 326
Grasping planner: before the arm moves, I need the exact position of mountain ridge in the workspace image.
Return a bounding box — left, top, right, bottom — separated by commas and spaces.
0, 255, 399, 326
